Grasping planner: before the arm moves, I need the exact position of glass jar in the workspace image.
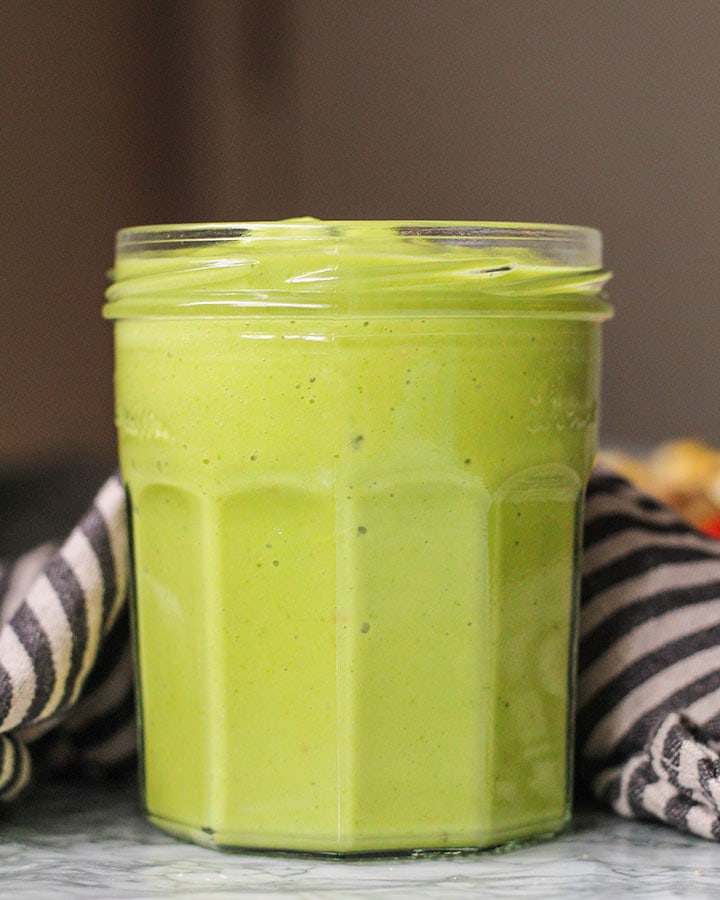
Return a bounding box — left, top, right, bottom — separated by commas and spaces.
104, 219, 612, 854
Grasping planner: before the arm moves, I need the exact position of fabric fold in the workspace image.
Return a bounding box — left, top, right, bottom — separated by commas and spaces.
578, 469, 720, 839
0, 474, 132, 799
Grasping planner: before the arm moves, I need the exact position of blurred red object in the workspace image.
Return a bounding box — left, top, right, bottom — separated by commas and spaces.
699, 517, 720, 539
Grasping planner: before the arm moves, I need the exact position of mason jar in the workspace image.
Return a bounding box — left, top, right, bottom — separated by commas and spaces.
104, 219, 612, 854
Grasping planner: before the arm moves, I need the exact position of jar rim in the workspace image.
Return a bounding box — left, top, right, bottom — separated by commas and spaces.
106, 219, 612, 321
115, 219, 602, 268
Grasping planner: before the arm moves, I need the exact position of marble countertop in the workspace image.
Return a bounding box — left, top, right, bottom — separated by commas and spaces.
1, 781, 719, 898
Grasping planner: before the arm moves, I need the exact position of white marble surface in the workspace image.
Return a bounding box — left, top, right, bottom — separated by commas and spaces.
1, 780, 719, 899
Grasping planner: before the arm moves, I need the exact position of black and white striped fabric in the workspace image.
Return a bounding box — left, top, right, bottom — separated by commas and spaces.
0, 474, 134, 799
3, 465, 720, 842
578, 468, 720, 840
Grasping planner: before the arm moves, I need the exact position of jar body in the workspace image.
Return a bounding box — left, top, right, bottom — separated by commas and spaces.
107, 221, 611, 854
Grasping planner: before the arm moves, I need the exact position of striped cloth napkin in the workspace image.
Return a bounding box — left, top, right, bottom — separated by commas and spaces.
578, 468, 720, 840
0, 474, 134, 799
2, 466, 720, 841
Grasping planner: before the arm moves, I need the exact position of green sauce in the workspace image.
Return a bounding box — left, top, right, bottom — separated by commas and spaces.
105, 220, 611, 853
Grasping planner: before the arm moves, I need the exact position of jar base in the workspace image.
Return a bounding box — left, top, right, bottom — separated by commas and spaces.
146, 809, 571, 857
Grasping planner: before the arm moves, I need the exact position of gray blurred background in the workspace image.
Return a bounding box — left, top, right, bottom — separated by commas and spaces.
1, 0, 718, 475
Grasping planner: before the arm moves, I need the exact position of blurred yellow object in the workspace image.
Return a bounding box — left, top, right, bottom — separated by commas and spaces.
598, 439, 720, 528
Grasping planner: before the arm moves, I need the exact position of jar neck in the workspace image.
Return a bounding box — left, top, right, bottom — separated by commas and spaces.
104, 220, 612, 321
